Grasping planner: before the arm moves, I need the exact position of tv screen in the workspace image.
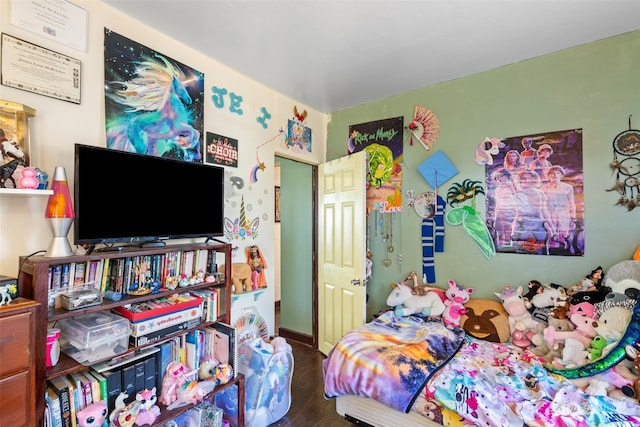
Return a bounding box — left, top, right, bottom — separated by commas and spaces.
74, 144, 225, 247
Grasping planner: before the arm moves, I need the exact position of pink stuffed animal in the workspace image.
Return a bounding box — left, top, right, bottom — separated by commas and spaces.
543, 310, 598, 349
443, 280, 473, 327
76, 400, 108, 427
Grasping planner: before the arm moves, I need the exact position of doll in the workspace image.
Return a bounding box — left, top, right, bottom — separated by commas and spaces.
246, 245, 268, 290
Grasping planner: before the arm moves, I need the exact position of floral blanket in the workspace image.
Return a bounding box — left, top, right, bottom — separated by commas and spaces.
323, 311, 466, 412
414, 337, 640, 426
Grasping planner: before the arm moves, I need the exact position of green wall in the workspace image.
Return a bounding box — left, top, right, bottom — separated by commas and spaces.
278, 157, 314, 335
327, 30, 640, 319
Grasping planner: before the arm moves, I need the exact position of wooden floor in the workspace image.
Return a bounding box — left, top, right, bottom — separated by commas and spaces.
270, 339, 353, 427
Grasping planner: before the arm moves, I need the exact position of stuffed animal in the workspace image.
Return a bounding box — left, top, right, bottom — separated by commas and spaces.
522, 280, 543, 311
134, 388, 160, 426
604, 260, 640, 296
495, 285, 544, 335
543, 310, 598, 349
621, 345, 640, 398
570, 265, 612, 307
76, 400, 108, 427
386, 282, 446, 317
587, 335, 608, 360
442, 280, 473, 327
529, 283, 568, 323
221, 263, 253, 294
552, 337, 587, 368
459, 298, 510, 343
167, 380, 218, 410
595, 305, 631, 343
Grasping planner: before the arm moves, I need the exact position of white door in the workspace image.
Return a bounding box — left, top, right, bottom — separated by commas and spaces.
318, 151, 367, 355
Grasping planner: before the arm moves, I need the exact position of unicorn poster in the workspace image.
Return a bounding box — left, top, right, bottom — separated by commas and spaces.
104, 29, 204, 162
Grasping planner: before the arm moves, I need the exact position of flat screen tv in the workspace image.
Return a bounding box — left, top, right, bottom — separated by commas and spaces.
74, 143, 225, 248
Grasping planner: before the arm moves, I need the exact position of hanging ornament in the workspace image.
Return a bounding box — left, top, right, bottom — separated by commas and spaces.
609, 115, 640, 211
445, 180, 495, 259
407, 105, 440, 151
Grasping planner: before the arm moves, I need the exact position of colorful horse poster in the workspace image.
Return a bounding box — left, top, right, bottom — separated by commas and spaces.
104, 29, 204, 162
484, 128, 584, 256
349, 117, 404, 214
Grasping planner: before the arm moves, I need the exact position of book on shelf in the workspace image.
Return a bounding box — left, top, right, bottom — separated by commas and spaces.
100, 369, 122, 414
121, 364, 136, 404
68, 372, 92, 408
48, 375, 77, 427
134, 361, 146, 395
45, 385, 63, 427
144, 355, 156, 391
85, 370, 106, 403
155, 341, 173, 392
73, 262, 87, 286
209, 322, 238, 377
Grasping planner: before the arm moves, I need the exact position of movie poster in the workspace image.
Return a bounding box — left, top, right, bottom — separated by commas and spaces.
349, 117, 404, 214
484, 129, 584, 256
103, 28, 204, 162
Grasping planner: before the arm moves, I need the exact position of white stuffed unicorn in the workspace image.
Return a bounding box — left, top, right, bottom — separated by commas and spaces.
386, 282, 446, 317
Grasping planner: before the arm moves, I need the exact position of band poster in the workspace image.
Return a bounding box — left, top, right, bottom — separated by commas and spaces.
484, 129, 584, 256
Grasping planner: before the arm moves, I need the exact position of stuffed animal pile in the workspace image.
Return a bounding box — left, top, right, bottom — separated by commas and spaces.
384, 260, 640, 402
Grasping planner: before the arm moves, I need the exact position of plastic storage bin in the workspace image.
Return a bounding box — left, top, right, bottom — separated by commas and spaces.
58, 311, 130, 365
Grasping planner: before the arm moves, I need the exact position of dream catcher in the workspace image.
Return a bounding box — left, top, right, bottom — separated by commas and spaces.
407, 105, 440, 151
445, 179, 496, 259
608, 115, 640, 211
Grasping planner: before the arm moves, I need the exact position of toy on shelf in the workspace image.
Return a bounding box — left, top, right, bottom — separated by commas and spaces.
160, 361, 196, 406
76, 400, 108, 427
134, 387, 160, 426
246, 245, 268, 290
109, 393, 141, 427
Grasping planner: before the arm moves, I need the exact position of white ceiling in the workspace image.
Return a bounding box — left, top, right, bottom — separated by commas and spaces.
101, 0, 640, 113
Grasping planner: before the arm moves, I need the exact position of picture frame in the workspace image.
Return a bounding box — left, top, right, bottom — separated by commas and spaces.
1, 33, 82, 104
275, 186, 281, 223
0, 99, 36, 166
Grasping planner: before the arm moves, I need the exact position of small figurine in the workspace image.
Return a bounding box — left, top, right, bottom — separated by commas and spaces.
134, 387, 160, 426
109, 393, 141, 427
160, 361, 195, 406
246, 245, 268, 290
0, 283, 15, 306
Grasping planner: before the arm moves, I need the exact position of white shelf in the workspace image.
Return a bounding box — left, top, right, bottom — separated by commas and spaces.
0, 188, 53, 196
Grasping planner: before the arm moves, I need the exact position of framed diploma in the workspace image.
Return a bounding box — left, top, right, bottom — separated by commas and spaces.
1, 33, 81, 104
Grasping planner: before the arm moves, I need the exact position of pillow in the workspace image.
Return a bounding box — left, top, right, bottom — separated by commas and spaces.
460, 298, 510, 342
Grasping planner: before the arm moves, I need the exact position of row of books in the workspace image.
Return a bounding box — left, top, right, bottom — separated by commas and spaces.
46, 249, 219, 309
45, 322, 237, 427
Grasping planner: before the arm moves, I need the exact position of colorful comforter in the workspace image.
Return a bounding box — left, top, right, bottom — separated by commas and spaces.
324, 313, 640, 426
413, 337, 640, 426
323, 311, 466, 412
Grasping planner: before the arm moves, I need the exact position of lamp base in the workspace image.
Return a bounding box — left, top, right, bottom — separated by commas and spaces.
45, 217, 74, 257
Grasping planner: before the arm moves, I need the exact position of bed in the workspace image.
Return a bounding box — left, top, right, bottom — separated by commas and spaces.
323, 298, 640, 427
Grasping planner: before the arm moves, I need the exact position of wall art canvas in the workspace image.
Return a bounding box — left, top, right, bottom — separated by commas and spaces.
206, 132, 238, 167
349, 116, 404, 214
485, 129, 584, 256
104, 28, 204, 162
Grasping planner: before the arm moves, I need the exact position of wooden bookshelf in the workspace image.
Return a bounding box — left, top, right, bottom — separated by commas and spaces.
18, 241, 245, 427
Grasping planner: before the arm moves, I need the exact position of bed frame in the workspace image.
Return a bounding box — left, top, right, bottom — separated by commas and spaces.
336, 395, 440, 427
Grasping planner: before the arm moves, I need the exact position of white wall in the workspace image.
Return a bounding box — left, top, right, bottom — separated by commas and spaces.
0, 0, 327, 335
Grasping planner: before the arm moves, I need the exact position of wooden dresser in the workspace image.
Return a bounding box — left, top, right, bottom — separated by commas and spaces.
0, 298, 39, 427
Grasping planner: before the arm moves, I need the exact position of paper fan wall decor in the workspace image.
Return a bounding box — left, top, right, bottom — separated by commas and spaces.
409, 105, 440, 151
